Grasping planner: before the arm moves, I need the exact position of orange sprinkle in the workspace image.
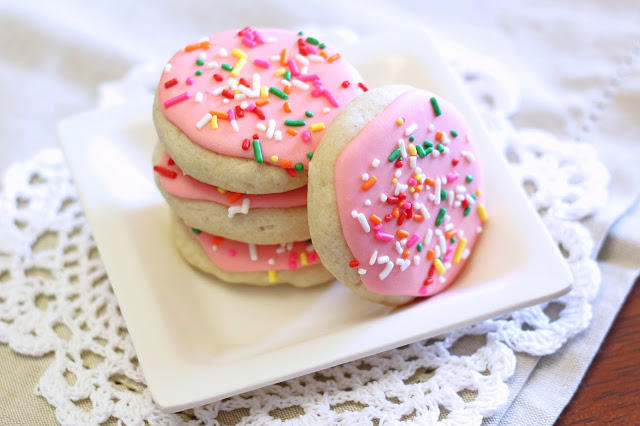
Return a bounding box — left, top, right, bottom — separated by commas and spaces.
286, 128, 297, 136
255, 99, 269, 107
392, 207, 400, 218
436, 131, 444, 141
362, 176, 377, 191
427, 250, 435, 260
445, 229, 458, 239
210, 110, 229, 120
414, 184, 423, 193
413, 214, 424, 222
211, 236, 224, 245
185, 41, 210, 52
280, 159, 292, 168
425, 177, 436, 186
280, 49, 288, 65
370, 214, 382, 224
319, 50, 328, 59
402, 250, 410, 259
226, 192, 243, 203
284, 84, 291, 95
327, 53, 341, 63
283, 102, 292, 113
396, 229, 409, 239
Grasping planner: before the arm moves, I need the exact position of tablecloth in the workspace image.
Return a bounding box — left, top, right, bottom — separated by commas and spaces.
1, 1, 639, 424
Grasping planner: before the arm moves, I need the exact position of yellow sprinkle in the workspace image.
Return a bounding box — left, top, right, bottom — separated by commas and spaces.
477, 203, 488, 222
267, 270, 277, 283
310, 122, 325, 132
414, 173, 422, 182
434, 258, 446, 275
231, 48, 247, 59
476, 188, 482, 196
409, 187, 415, 193
453, 238, 467, 263
211, 114, 218, 129
260, 86, 268, 98
392, 177, 397, 184
300, 252, 308, 266
408, 144, 417, 156
230, 57, 246, 77
270, 155, 279, 163
396, 117, 404, 126
217, 187, 227, 194
275, 67, 286, 76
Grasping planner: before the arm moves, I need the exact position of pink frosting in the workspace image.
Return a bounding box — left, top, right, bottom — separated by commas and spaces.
334, 89, 487, 297
189, 225, 320, 272
158, 27, 364, 171
155, 151, 307, 208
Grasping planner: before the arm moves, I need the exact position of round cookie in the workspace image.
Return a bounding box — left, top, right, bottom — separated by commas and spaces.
155, 27, 366, 194
153, 144, 309, 244
172, 216, 333, 288
308, 86, 487, 306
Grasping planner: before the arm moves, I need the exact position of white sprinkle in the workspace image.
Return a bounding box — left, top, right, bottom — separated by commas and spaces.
466, 194, 476, 205
462, 248, 470, 259
270, 55, 280, 62
394, 183, 408, 196
435, 245, 441, 258
248, 244, 258, 261
461, 150, 475, 163
276, 247, 285, 254
439, 235, 446, 254
196, 113, 212, 129
164, 63, 172, 72
234, 94, 246, 101
372, 158, 380, 168
256, 123, 267, 131
228, 78, 238, 90
395, 241, 403, 255
442, 176, 448, 185
435, 178, 442, 205
456, 185, 467, 193
323, 107, 331, 114
268, 258, 276, 265
357, 213, 370, 233
211, 245, 217, 252
400, 259, 411, 271
428, 194, 436, 201
432, 149, 440, 158
351, 210, 358, 218
306, 244, 315, 253
445, 262, 452, 268
476, 226, 483, 234
362, 173, 369, 181
199, 36, 209, 42
228, 198, 250, 218
274, 130, 282, 141
380, 193, 388, 202
212, 86, 226, 96
444, 215, 450, 224
292, 79, 310, 90
459, 230, 465, 238
414, 255, 421, 266
252, 73, 261, 95
308, 54, 324, 62
454, 201, 461, 207
281, 79, 292, 87
266, 119, 276, 139
439, 276, 446, 283
448, 190, 454, 206
400, 238, 407, 246
369, 250, 378, 265
300, 65, 309, 74
240, 101, 249, 109
425, 229, 433, 245
358, 268, 367, 275
405, 123, 418, 136
394, 169, 402, 178
413, 193, 420, 200
444, 223, 454, 231
365, 199, 371, 206
398, 139, 407, 158
207, 61, 218, 69
377, 255, 390, 264
435, 229, 442, 236
195, 92, 203, 103
222, 98, 230, 104
443, 146, 450, 154
231, 119, 239, 132
219, 48, 228, 57
410, 156, 417, 168
237, 85, 255, 97
295, 53, 310, 65
428, 123, 435, 132
266, 36, 278, 43
379, 262, 394, 280
419, 203, 430, 219
286, 242, 294, 251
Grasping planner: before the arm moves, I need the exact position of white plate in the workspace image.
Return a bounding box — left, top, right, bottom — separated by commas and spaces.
58, 29, 571, 412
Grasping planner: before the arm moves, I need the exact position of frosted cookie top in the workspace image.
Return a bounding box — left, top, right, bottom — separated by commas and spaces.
158, 27, 365, 172
334, 89, 487, 297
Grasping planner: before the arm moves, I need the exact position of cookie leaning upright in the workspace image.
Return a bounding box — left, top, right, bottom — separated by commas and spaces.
308, 86, 488, 305
153, 27, 365, 194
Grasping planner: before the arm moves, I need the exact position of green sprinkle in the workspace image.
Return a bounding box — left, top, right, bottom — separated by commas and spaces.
306, 152, 314, 159
298, 31, 304, 35
450, 130, 458, 137
388, 148, 402, 162
416, 145, 427, 158
252, 139, 263, 163
451, 237, 456, 243
284, 71, 292, 81
430, 97, 442, 116
269, 86, 289, 99
196, 59, 204, 66
305, 110, 314, 117
221, 63, 233, 71
305, 238, 312, 243
436, 143, 445, 152
435, 208, 446, 226
191, 227, 201, 234
466, 175, 474, 183
195, 70, 202, 76
319, 42, 326, 49
409, 136, 415, 142
425, 148, 433, 155
295, 163, 304, 171
471, 194, 476, 200
424, 140, 433, 148
464, 206, 471, 217
306, 36, 319, 45
417, 243, 423, 252
284, 119, 306, 126
441, 189, 447, 200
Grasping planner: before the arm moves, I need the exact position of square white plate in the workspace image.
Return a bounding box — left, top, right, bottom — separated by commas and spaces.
58, 29, 571, 412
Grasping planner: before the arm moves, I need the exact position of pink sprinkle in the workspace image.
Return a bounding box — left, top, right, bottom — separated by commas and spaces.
242, 37, 257, 48
443, 245, 455, 262
253, 30, 265, 44
311, 88, 324, 98
446, 171, 459, 182
323, 89, 339, 107
297, 74, 319, 82
287, 59, 300, 76
186, 77, 194, 85
419, 286, 428, 296
245, 102, 256, 112
408, 178, 417, 186
375, 231, 394, 242
406, 234, 420, 248
308, 252, 318, 262
163, 92, 192, 108
253, 59, 270, 69
228, 249, 236, 257
372, 223, 383, 231
402, 202, 412, 209
227, 109, 235, 121
301, 131, 311, 142
305, 45, 318, 55
288, 261, 297, 270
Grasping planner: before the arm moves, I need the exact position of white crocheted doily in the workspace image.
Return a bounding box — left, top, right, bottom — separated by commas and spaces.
0, 37, 608, 425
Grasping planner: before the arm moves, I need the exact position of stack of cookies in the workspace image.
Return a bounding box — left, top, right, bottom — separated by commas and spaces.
152, 27, 365, 288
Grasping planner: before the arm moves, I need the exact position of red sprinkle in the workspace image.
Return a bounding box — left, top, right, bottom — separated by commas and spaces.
349, 260, 359, 268
214, 73, 223, 82
395, 160, 403, 168
462, 199, 469, 209
153, 166, 177, 179
397, 211, 407, 225
452, 158, 459, 166
235, 105, 244, 118
252, 133, 260, 140
386, 196, 399, 204
341, 80, 350, 88
239, 77, 250, 87
164, 78, 178, 89
398, 193, 407, 201
221, 89, 235, 99
241, 138, 251, 150
253, 106, 266, 120
167, 158, 175, 166
238, 26, 252, 36
286, 168, 296, 177
384, 214, 393, 222
358, 82, 369, 92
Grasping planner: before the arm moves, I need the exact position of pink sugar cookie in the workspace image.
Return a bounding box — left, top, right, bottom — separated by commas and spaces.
154, 27, 365, 194
308, 86, 487, 305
